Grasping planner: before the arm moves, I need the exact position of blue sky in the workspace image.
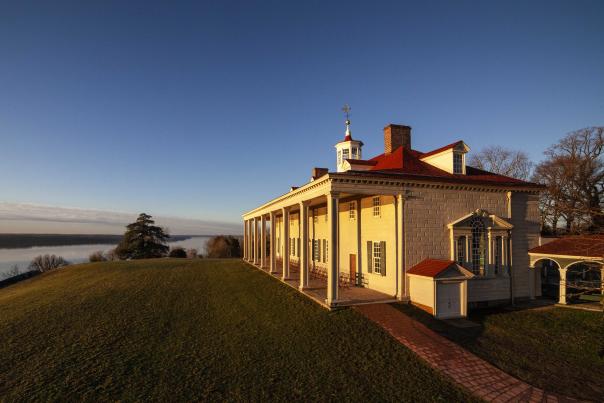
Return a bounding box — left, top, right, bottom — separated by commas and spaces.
0, 1, 602, 234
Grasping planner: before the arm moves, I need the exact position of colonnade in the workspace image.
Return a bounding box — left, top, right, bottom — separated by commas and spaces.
243, 193, 341, 306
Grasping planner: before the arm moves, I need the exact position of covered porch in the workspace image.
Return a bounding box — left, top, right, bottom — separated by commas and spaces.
529, 235, 604, 306
247, 258, 397, 309
241, 173, 406, 309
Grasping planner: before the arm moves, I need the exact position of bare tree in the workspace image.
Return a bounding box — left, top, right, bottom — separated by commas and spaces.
29, 254, 69, 272
186, 248, 198, 259
89, 251, 107, 262
469, 146, 533, 180
205, 236, 241, 258
533, 127, 604, 234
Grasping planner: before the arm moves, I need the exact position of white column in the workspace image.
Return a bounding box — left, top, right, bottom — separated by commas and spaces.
601, 266, 604, 298
260, 215, 267, 268
243, 220, 247, 260
326, 192, 340, 307
396, 193, 406, 300
248, 220, 252, 261
356, 199, 362, 286
559, 267, 567, 304
299, 201, 309, 290
270, 211, 277, 273
252, 218, 258, 265
282, 207, 290, 279
487, 230, 493, 277
248, 218, 254, 263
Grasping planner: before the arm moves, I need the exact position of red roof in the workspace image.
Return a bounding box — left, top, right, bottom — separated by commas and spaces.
407, 259, 457, 278
420, 141, 465, 158
345, 159, 377, 166
529, 235, 604, 258
340, 145, 542, 188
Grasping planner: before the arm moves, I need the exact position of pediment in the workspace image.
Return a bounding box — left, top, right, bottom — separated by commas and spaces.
436, 264, 474, 279
447, 209, 513, 230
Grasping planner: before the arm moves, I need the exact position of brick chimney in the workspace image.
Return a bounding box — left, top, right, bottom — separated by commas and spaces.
384, 124, 411, 154
311, 167, 328, 181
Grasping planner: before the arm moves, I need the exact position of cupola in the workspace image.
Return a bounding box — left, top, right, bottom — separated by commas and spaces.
334, 105, 363, 172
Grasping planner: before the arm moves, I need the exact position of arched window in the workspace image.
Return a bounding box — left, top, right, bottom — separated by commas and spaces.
471, 217, 486, 275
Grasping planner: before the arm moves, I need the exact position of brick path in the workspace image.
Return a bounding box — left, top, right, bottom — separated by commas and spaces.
354, 304, 581, 403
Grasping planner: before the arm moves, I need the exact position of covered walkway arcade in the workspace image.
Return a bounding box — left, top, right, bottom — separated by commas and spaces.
529, 235, 604, 306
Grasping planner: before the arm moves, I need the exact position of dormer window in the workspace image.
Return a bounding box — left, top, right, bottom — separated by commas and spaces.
453, 152, 463, 174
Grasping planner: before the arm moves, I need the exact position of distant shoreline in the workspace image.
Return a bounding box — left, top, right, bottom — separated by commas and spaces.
0, 234, 211, 249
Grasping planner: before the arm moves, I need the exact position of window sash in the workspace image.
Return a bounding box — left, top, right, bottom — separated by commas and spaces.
372, 196, 380, 217
453, 153, 463, 174
456, 236, 466, 265
373, 242, 381, 274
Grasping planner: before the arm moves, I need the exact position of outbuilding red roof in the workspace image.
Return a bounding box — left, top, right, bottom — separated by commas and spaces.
407, 259, 457, 278
529, 235, 604, 258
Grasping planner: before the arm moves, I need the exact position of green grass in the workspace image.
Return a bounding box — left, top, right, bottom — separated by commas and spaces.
0, 259, 474, 402
394, 303, 604, 401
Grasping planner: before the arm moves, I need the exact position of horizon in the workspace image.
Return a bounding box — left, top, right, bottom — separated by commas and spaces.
1, 1, 603, 234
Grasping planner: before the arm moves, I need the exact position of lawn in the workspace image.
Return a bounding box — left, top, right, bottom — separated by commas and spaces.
394, 303, 604, 401
0, 259, 474, 402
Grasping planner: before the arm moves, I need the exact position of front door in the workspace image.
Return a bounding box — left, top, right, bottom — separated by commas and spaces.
349, 254, 356, 285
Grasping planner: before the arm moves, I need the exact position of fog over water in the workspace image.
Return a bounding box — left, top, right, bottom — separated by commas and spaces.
0, 236, 211, 278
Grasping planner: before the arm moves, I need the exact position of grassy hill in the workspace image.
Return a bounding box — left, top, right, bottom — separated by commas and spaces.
0, 259, 474, 402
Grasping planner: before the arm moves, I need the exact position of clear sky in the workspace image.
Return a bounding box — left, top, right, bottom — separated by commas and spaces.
0, 1, 602, 234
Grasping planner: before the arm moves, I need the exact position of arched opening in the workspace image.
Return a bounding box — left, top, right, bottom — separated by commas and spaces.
565, 262, 602, 304
537, 259, 560, 300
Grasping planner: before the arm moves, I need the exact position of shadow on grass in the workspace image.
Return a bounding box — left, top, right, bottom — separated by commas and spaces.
0, 270, 41, 289
392, 301, 604, 402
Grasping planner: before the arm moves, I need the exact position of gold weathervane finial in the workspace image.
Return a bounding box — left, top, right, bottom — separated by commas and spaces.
342, 104, 351, 123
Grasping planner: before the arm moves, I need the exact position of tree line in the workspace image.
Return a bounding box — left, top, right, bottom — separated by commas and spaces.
471, 126, 604, 235
89, 213, 241, 261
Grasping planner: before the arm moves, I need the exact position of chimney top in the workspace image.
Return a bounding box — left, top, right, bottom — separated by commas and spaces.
384, 124, 411, 154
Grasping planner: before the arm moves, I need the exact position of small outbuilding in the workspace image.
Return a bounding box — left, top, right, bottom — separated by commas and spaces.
408, 259, 475, 319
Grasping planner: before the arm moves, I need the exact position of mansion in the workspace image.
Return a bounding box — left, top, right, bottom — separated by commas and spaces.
242, 120, 543, 318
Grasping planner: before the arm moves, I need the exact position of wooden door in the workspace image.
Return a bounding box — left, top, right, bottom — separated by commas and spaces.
349, 254, 356, 285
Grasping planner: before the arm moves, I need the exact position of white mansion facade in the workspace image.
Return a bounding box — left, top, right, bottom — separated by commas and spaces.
242, 121, 542, 318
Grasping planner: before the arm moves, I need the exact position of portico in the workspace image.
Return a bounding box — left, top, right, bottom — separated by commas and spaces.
242, 175, 406, 309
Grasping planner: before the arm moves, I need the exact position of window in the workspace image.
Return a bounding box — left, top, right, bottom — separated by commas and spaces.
349, 202, 356, 220
373, 242, 382, 274
471, 218, 486, 275
457, 236, 466, 265
453, 152, 463, 174
352, 147, 358, 157
342, 149, 350, 161
322, 239, 328, 263
337, 150, 342, 166
494, 236, 502, 274
313, 239, 319, 261
372, 196, 381, 217
291, 238, 295, 256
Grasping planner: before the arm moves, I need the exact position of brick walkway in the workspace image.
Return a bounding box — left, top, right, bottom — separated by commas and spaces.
354, 304, 581, 403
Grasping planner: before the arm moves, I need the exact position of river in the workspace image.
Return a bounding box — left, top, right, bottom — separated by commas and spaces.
0, 236, 212, 278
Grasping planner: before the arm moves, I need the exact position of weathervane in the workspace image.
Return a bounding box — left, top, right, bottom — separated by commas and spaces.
342, 104, 351, 123
342, 104, 351, 136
